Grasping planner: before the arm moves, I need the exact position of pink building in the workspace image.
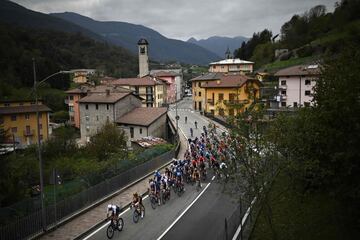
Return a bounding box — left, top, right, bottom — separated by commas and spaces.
150, 69, 183, 104
275, 64, 320, 108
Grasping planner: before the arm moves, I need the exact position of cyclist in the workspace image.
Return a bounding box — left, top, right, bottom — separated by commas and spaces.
132, 192, 144, 218
192, 168, 201, 188
106, 204, 121, 226
154, 170, 162, 182
154, 178, 161, 205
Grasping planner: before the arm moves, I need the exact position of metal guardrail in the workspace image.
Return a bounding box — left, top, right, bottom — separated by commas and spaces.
0, 148, 177, 240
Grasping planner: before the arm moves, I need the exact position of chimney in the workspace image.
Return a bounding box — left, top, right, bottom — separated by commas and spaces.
106, 89, 110, 96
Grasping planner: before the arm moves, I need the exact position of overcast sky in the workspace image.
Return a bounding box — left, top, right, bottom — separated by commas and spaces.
13, 0, 338, 40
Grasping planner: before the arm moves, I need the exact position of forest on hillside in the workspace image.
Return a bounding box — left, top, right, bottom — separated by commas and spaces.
234, 0, 360, 70
0, 23, 138, 110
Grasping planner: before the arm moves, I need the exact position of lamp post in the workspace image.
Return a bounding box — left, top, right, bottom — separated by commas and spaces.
32, 58, 70, 231
174, 84, 179, 139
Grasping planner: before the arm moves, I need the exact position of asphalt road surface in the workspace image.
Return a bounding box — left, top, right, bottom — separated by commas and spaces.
81, 98, 238, 240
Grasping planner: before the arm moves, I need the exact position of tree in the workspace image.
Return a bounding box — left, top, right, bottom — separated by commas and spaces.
88, 121, 128, 161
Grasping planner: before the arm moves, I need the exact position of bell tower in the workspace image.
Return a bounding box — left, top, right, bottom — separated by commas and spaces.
225, 46, 232, 59
138, 38, 149, 77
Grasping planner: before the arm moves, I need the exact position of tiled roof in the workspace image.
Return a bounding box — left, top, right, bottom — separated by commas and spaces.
274, 64, 321, 77
116, 107, 167, 126
190, 72, 224, 81
106, 76, 163, 86
0, 104, 51, 114
202, 75, 259, 88
209, 58, 254, 65
66, 85, 132, 94
150, 70, 179, 77
78, 92, 131, 103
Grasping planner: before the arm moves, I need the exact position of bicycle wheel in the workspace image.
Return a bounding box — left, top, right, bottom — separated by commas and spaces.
150, 196, 157, 209
162, 192, 166, 204
106, 225, 114, 239
177, 185, 183, 197
117, 218, 124, 231
133, 210, 139, 223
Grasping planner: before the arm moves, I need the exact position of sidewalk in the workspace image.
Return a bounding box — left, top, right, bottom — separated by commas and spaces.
39, 132, 187, 240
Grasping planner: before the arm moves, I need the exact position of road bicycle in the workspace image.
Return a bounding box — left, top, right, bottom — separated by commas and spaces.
175, 181, 184, 196
131, 203, 145, 223
161, 188, 171, 204
106, 216, 124, 239
149, 192, 160, 209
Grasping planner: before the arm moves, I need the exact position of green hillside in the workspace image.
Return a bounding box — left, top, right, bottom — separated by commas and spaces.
0, 23, 138, 110
234, 0, 360, 72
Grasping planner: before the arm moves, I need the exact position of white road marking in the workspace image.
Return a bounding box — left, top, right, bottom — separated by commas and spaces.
156, 181, 212, 240
82, 195, 149, 240
212, 176, 215, 181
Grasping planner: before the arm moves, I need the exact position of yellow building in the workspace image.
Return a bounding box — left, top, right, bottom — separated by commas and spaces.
0, 101, 51, 148
202, 75, 261, 117
191, 72, 223, 112
71, 69, 96, 84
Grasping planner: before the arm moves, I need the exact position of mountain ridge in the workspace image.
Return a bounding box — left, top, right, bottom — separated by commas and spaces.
51, 12, 220, 65
187, 35, 248, 58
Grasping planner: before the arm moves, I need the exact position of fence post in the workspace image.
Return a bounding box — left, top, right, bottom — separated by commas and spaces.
225, 218, 228, 240
239, 197, 243, 240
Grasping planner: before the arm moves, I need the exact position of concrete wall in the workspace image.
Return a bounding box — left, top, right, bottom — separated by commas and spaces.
114, 95, 142, 119
79, 102, 115, 142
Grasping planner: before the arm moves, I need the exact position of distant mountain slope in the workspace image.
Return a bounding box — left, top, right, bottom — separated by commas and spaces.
51, 12, 220, 65
187, 36, 248, 58
0, 0, 104, 42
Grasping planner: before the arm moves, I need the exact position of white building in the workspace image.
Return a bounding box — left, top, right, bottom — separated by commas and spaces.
275, 64, 320, 108
209, 59, 254, 73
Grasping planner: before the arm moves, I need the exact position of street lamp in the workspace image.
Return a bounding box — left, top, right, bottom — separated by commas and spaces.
32, 58, 71, 231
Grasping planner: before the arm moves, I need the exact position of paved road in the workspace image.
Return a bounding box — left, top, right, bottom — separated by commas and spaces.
81, 176, 215, 240
81, 98, 238, 240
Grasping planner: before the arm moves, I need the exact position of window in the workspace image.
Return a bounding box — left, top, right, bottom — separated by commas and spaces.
213, 66, 216, 69
140, 46, 146, 54
198, 82, 201, 87
69, 106, 74, 112
11, 127, 17, 133
85, 104, 89, 110
39, 124, 42, 130
305, 90, 311, 96
281, 90, 287, 95
304, 102, 310, 107
281, 102, 286, 107
139, 128, 143, 134
96, 104, 99, 110
69, 96, 74, 100
25, 114, 30, 120
107, 116, 110, 121
4, 103, 10, 107
86, 126, 90, 131
85, 115, 89, 121
11, 115, 16, 121
107, 104, 110, 110
130, 127, 134, 138
219, 93, 224, 101
293, 102, 298, 108
96, 116, 99, 121
305, 79, 311, 85
281, 80, 286, 85
199, 91, 202, 97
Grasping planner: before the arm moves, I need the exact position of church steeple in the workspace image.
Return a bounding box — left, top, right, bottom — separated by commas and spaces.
225, 46, 232, 59
138, 38, 149, 77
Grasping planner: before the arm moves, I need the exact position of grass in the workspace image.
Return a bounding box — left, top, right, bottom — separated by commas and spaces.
262, 56, 318, 73
250, 174, 360, 240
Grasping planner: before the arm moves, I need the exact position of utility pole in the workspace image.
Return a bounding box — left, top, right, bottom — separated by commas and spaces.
175, 84, 179, 142
33, 58, 46, 231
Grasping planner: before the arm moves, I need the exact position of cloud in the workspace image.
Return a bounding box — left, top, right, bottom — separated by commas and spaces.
12, 0, 338, 40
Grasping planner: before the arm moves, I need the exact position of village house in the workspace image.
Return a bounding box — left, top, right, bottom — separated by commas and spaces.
202, 74, 261, 117
150, 69, 183, 103
274, 64, 320, 108
0, 100, 51, 148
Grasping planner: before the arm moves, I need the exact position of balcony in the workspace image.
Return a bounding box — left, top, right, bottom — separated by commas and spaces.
224, 99, 249, 105
23, 129, 35, 136
280, 95, 287, 100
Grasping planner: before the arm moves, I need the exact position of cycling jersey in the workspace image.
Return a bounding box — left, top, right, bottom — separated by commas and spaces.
107, 204, 120, 216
